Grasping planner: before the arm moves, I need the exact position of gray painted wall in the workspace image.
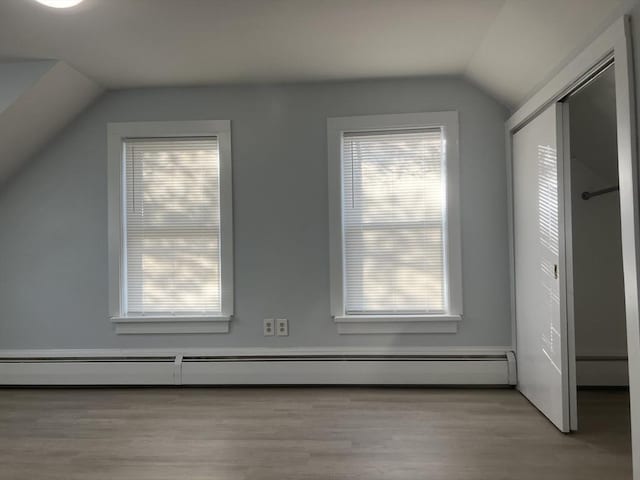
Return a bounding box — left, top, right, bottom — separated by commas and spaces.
0, 77, 510, 349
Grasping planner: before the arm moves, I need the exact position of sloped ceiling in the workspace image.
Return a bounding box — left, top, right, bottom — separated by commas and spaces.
0, 60, 56, 113
0, 0, 631, 109
0, 61, 102, 183
466, 0, 629, 107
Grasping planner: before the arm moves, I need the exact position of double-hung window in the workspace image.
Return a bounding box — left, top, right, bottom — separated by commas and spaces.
328, 112, 462, 334
108, 121, 233, 334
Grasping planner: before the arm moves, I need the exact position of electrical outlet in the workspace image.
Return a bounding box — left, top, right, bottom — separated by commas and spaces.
276, 318, 288, 336
263, 318, 275, 336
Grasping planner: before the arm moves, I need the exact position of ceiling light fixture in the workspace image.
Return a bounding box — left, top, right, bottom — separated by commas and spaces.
33, 0, 84, 8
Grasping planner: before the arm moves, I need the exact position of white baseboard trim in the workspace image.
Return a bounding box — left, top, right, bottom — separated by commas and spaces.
0, 346, 513, 358
0, 347, 516, 386
576, 355, 629, 387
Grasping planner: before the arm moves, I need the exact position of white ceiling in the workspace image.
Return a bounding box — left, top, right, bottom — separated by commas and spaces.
0, 0, 629, 108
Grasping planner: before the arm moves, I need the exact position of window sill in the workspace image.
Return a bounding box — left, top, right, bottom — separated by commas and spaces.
333, 314, 461, 334
110, 315, 232, 335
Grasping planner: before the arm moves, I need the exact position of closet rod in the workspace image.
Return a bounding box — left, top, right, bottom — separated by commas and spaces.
581, 185, 619, 200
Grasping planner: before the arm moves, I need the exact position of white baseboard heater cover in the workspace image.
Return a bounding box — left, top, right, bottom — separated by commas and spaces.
0, 352, 516, 386
0, 357, 177, 385
180, 355, 512, 385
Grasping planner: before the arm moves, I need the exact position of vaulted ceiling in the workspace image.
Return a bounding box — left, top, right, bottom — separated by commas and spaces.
0, 60, 101, 183
0, 0, 631, 109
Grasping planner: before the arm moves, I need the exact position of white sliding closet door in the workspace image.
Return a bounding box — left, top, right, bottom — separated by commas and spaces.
512, 103, 574, 432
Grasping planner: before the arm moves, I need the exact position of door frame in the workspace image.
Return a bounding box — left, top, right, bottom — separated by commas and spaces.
506, 15, 640, 475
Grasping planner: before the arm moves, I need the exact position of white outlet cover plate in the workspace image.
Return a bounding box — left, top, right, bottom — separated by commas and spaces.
276, 318, 288, 336
263, 318, 275, 336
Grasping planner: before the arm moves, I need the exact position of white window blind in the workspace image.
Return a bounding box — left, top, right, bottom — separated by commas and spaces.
342, 128, 446, 315
124, 137, 221, 315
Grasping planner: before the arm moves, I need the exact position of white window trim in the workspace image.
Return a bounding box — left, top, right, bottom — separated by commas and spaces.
107, 120, 234, 334
327, 112, 463, 334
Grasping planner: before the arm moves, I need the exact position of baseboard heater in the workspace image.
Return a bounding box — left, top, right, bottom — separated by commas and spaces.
0, 352, 516, 386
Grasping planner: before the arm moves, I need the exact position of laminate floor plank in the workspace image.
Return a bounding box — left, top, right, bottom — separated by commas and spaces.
0, 388, 631, 480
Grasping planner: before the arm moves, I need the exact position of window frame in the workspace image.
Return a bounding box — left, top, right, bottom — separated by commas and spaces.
107, 120, 233, 334
327, 112, 462, 334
